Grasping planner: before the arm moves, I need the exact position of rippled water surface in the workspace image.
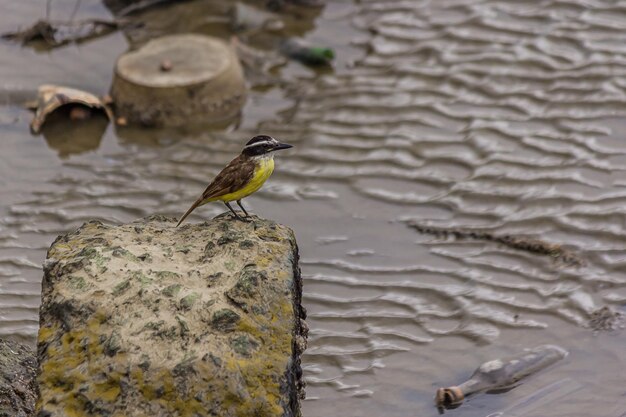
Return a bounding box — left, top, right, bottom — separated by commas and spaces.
1, 1, 626, 416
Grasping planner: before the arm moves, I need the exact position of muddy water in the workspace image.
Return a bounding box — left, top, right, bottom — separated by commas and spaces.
1, 0, 626, 416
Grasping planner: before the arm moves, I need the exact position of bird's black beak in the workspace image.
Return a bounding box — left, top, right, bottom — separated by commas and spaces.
274, 142, 293, 151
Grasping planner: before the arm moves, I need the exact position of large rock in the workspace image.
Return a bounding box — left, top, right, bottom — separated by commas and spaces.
0, 339, 37, 417
37, 214, 306, 417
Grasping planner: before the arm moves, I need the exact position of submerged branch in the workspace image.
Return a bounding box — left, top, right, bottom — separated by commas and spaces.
406, 221, 585, 266
2, 18, 127, 48
114, 0, 192, 17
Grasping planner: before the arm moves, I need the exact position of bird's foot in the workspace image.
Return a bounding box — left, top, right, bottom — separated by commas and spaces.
230, 213, 251, 222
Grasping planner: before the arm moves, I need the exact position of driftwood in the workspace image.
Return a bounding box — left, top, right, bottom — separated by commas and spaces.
407, 221, 585, 266
106, 0, 192, 17
1, 18, 125, 48
266, 0, 326, 11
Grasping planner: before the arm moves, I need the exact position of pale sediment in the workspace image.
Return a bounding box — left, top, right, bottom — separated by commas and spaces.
37, 214, 306, 417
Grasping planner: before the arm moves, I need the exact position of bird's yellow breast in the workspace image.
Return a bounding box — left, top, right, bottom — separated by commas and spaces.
215, 156, 274, 203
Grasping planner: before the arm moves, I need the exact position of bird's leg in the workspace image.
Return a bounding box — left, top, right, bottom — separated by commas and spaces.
224, 202, 246, 221
236, 200, 250, 218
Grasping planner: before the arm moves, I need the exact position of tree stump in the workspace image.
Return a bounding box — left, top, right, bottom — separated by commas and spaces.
111, 34, 246, 127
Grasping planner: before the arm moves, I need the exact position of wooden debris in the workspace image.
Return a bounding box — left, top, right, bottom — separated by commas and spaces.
30, 84, 113, 134
407, 221, 585, 266
230, 3, 284, 33
2, 18, 124, 48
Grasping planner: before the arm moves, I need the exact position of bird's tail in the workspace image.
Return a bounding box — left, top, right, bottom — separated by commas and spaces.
176, 198, 203, 227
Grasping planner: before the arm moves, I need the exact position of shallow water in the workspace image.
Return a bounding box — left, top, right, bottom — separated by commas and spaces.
1, 0, 626, 416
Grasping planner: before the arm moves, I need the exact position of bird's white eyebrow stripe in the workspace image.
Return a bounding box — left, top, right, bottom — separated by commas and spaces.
244, 140, 273, 149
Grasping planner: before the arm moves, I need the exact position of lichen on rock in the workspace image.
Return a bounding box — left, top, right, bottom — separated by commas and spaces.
37, 214, 306, 417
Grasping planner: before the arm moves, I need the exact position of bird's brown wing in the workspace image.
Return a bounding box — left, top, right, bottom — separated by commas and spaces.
176, 155, 255, 227
200, 154, 256, 200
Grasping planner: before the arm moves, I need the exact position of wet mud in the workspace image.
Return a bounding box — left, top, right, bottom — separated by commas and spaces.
1, 1, 626, 417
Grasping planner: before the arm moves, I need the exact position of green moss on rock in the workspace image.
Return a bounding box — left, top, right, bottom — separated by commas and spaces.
225, 265, 268, 313
155, 270, 182, 280
179, 293, 200, 311
110, 247, 139, 262
112, 279, 131, 296
67, 275, 89, 291
162, 284, 182, 297
231, 334, 259, 357
212, 309, 241, 332
239, 240, 255, 249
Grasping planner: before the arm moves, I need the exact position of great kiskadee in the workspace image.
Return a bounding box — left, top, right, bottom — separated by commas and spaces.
176, 135, 293, 226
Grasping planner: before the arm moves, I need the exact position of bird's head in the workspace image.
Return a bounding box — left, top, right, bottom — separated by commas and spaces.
242, 135, 293, 157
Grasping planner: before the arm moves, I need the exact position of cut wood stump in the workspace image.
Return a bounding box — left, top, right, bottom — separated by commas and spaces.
111, 34, 246, 127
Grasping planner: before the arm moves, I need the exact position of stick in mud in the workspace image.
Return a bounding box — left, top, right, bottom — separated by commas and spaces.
406, 221, 585, 266
114, 0, 191, 17
1, 18, 126, 48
